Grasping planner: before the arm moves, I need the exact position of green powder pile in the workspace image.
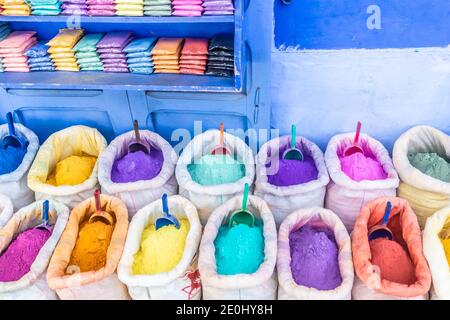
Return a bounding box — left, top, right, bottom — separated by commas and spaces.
408, 152, 450, 183
187, 154, 245, 186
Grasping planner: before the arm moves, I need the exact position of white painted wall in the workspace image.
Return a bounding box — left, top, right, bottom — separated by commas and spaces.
271, 47, 450, 151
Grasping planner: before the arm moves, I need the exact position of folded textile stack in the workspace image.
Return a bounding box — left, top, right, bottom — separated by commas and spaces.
151, 38, 183, 74
115, 0, 143, 16
73, 33, 104, 71
203, 0, 233, 15
0, 0, 31, 15
206, 34, 233, 77
124, 37, 156, 74
0, 22, 11, 42
61, 0, 88, 15
25, 42, 55, 71
172, 0, 203, 17
97, 31, 133, 72
87, 0, 115, 15
47, 28, 84, 72
0, 31, 36, 72
143, 0, 171, 16
180, 38, 208, 75
28, 0, 61, 15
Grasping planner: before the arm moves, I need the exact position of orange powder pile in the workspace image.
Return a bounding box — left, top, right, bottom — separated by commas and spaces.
67, 220, 114, 273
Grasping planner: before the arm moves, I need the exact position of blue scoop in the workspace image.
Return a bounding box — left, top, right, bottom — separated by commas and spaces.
155, 194, 180, 230
368, 201, 394, 241
1, 112, 25, 150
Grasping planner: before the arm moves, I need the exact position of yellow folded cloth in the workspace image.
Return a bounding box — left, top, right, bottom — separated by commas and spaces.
47, 29, 84, 48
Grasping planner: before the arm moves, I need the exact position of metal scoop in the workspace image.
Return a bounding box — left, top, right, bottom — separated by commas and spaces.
343, 121, 364, 157
88, 189, 114, 225
228, 183, 255, 227
1, 112, 24, 150
155, 193, 180, 230
282, 124, 304, 161
128, 120, 151, 154
35, 200, 52, 233
211, 122, 231, 156
369, 201, 394, 241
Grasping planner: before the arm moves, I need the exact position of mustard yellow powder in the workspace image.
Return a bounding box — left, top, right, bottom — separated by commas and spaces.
133, 218, 190, 275
47, 155, 97, 186
441, 238, 450, 267
68, 221, 114, 273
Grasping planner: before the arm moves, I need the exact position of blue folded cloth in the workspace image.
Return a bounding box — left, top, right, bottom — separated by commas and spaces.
29, 56, 52, 64
127, 56, 152, 64
123, 37, 158, 53
31, 66, 55, 72
126, 51, 151, 58
128, 62, 154, 68
29, 62, 54, 68
25, 43, 51, 58
130, 67, 154, 74
0, 28, 11, 42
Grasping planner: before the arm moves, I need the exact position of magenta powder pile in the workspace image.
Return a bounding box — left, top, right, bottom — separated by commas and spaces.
111, 149, 164, 183
289, 224, 342, 290
339, 152, 387, 182
0, 228, 52, 282
267, 154, 318, 187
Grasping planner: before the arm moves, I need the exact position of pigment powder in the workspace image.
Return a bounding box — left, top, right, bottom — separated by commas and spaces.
339, 152, 387, 182
47, 155, 97, 186
289, 224, 342, 290
68, 220, 114, 273
267, 155, 318, 187
0, 145, 26, 175
408, 152, 450, 183
111, 149, 164, 183
133, 219, 190, 275
0, 227, 52, 282
441, 238, 450, 266
187, 154, 245, 186
214, 221, 265, 275
369, 238, 416, 285
440, 222, 450, 266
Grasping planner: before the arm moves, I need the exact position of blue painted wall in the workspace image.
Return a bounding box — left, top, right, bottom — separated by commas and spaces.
275, 0, 450, 49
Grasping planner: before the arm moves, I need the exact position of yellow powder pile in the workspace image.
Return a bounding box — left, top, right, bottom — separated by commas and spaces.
68, 221, 114, 273
133, 218, 190, 275
440, 220, 450, 266
441, 238, 450, 266
47, 155, 97, 186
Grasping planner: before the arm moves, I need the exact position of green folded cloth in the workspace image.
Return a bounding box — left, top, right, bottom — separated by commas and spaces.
75, 51, 99, 59
27, 0, 59, 4
31, 3, 60, 9
143, 4, 170, 10
80, 62, 103, 68
32, 9, 61, 15
73, 33, 104, 53
77, 57, 101, 64
81, 67, 104, 71
144, 10, 171, 15
143, 0, 170, 4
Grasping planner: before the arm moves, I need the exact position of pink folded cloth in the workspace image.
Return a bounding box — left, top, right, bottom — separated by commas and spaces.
3, 63, 29, 68
173, 0, 202, 4
2, 56, 28, 63
0, 31, 36, 49
88, 4, 115, 9
86, 0, 114, 3
173, 4, 203, 10
104, 67, 128, 72
5, 67, 30, 72
0, 39, 37, 56
172, 10, 202, 16
88, 9, 116, 15
99, 53, 126, 59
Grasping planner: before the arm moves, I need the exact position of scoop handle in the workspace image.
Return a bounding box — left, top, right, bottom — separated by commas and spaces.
94, 189, 102, 213
382, 201, 392, 225
42, 200, 49, 224
219, 122, 224, 146
162, 193, 169, 216
6, 112, 15, 136
242, 183, 249, 211
291, 124, 296, 149
133, 120, 141, 142
354, 121, 362, 144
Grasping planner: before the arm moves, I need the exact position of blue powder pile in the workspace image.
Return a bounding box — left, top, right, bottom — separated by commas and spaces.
0, 145, 26, 175
214, 220, 265, 275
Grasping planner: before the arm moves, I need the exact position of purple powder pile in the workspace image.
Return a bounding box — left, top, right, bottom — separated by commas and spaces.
289, 224, 342, 290
111, 149, 164, 183
0, 227, 52, 282
267, 155, 318, 187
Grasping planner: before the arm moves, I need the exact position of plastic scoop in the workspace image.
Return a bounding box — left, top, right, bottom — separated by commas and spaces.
35, 200, 52, 233
1, 112, 24, 150
128, 120, 151, 154
282, 124, 303, 161
368, 201, 394, 241
155, 193, 180, 230
89, 189, 114, 225
343, 121, 364, 157
211, 122, 231, 156
228, 183, 255, 227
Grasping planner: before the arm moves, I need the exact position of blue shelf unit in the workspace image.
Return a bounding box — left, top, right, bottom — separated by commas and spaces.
0, 0, 271, 147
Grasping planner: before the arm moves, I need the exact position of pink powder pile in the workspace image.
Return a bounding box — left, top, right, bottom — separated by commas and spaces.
339, 152, 387, 182
0, 227, 52, 282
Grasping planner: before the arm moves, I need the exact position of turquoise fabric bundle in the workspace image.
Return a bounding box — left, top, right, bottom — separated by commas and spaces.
73, 33, 104, 71
124, 37, 156, 74
27, 0, 62, 15
144, 0, 171, 16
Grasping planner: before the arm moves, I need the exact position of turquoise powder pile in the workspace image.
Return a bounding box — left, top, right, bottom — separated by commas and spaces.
214, 220, 265, 275
188, 154, 245, 186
